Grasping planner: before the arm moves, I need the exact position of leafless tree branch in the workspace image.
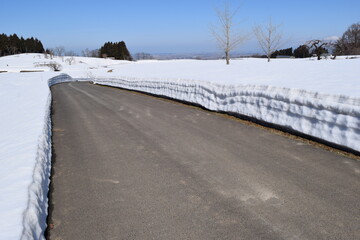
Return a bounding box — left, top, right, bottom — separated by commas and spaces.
211, 1, 246, 65
253, 18, 283, 62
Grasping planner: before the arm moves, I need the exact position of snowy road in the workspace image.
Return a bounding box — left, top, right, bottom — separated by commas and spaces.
48, 82, 360, 240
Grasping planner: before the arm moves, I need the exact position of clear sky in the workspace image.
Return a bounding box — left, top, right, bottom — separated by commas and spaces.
0, 0, 359, 54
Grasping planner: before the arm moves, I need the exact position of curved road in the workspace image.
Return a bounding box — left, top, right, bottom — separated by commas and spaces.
48, 82, 360, 240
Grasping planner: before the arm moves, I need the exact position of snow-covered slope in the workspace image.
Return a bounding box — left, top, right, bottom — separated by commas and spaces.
0, 53, 359, 239
0, 53, 131, 76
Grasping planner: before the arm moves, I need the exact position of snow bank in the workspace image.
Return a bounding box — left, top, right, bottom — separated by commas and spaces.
21, 75, 74, 240
0, 73, 74, 240
21, 95, 52, 240
94, 77, 360, 153
48, 73, 76, 86
102, 58, 360, 98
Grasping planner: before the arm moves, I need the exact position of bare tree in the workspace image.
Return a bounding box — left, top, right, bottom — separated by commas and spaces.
253, 18, 283, 62
54, 46, 65, 57
82, 48, 91, 57
212, 2, 247, 65
82, 48, 100, 58
334, 22, 360, 55
46, 49, 55, 59
66, 56, 75, 65
134, 52, 155, 60
90, 49, 100, 58
47, 62, 62, 71
65, 50, 76, 56
306, 40, 330, 60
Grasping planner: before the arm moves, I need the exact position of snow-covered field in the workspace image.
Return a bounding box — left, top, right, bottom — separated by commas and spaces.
0, 53, 359, 239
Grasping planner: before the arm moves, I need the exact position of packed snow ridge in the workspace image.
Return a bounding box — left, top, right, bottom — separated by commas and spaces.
21, 74, 75, 240
21, 95, 52, 240
94, 77, 360, 153
0, 70, 75, 240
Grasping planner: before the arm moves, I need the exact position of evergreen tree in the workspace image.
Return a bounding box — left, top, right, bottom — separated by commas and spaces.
0, 34, 7, 56
293, 45, 311, 58
271, 47, 293, 58
99, 41, 132, 60
0, 33, 44, 56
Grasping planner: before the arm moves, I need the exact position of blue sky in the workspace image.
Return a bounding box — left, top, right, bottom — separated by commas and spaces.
0, 0, 359, 54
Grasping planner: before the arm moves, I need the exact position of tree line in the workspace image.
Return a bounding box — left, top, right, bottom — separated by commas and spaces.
262, 21, 359, 61
77, 42, 134, 60
213, 2, 360, 64
333, 22, 360, 56
0, 33, 133, 61
0, 34, 44, 56
1, 9, 358, 65
260, 20, 359, 61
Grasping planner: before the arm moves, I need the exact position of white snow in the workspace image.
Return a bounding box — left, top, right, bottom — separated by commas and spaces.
0, 66, 71, 239
0, 53, 359, 239
0, 73, 52, 239
98, 57, 360, 98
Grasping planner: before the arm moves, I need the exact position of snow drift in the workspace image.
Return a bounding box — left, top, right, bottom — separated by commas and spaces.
94, 77, 360, 153
48, 73, 76, 86
0, 73, 74, 240
20, 95, 52, 240
21, 74, 74, 240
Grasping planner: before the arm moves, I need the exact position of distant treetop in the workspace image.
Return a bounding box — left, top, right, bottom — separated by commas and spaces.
0, 33, 44, 56
99, 41, 132, 61
334, 22, 360, 55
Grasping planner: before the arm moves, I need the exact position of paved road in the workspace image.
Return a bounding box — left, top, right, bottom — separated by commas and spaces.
48, 82, 360, 240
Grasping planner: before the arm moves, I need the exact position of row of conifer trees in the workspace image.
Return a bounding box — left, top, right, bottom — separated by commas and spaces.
99, 41, 132, 60
0, 33, 133, 61
0, 34, 44, 56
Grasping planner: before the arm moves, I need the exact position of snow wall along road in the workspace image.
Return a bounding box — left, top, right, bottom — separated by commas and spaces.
20, 74, 77, 240
94, 77, 360, 154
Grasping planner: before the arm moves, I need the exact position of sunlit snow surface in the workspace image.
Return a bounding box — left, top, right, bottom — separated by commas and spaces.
0, 53, 359, 239
0, 73, 53, 239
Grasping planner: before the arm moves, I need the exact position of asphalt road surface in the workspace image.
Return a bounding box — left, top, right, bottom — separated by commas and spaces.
48, 82, 360, 240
